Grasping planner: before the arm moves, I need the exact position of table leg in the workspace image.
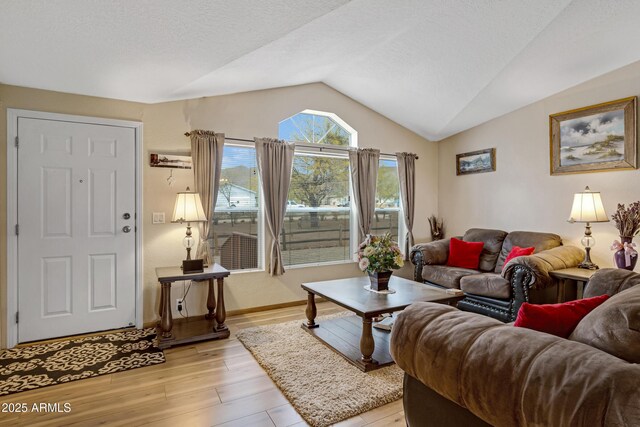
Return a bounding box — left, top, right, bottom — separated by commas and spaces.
157, 281, 164, 327
205, 278, 216, 320
160, 281, 173, 338
557, 279, 567, 303
215, 277, 227, 331
578, 280, 585, 299
360, 317, 374, 364
303, 292, 318, 329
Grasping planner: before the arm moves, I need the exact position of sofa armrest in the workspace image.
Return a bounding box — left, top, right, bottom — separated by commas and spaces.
410, 239, 451, 265
584, 268, 640, 298
502, 245, 584, 289
410, 239, 451, 282
390, 303, 640, 427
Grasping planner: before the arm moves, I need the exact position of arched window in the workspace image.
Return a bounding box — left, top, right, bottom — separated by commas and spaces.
278, 109, 357, 146
277, 110, 401, 267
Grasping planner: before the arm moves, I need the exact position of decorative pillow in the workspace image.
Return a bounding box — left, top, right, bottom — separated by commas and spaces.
502, 246, 535, 272
569, 285, 640, 363
514, 295, 609, 338
447, 238, 484, 270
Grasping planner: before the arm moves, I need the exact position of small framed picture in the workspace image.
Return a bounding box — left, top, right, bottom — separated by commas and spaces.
549, 96, 637, 175
456, 148, 496, 175
149, 152, 192, 169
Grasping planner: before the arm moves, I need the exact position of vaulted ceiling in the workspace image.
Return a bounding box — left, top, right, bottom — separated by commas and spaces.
2, 0, 640, 140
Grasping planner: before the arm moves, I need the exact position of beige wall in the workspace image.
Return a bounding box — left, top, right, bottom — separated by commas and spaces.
438, 60, 640, 269
0, 82, 438, 347
142, 83, 438, 326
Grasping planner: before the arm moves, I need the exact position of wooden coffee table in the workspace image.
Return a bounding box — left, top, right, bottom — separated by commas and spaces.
301, 275, 464, 372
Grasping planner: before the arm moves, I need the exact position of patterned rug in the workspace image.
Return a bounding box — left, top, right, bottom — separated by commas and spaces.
236, 312, 403, 427
0, 328, 165, 396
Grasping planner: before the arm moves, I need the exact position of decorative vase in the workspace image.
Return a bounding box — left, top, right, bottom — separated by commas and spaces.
369, 270, 392, 291
614, 236, 638, 271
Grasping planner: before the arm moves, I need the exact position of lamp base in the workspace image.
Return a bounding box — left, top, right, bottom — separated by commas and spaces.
577, 261, 599, 270
577, 246, 599, 270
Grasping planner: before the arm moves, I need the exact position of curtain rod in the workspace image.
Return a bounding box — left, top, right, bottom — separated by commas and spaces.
184, 132, 418, 159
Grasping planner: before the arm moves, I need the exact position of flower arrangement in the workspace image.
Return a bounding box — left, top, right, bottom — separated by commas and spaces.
357, 233, 404, 273
611, 201, 640, 237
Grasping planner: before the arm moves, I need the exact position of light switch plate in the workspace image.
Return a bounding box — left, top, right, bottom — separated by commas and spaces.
152, 212, 165, 224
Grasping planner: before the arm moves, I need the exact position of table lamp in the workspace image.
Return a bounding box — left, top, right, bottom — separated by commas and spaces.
567, 186, 609, 270
172, 187, 207, 261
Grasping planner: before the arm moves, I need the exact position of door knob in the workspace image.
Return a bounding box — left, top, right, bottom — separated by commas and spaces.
123, 213, 131, 220
122, 226, 131, 233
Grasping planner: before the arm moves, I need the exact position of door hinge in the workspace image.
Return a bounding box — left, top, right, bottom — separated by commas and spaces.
14, 136, 19, 148
15, 224, 19, 236
15, 312, 18, 324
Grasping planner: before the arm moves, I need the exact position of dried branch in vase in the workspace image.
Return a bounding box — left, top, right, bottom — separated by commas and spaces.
428, 215, 444, 241
611, 201, 640, 238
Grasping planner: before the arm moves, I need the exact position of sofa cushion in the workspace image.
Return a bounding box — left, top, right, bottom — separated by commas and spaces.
460, 273, 511, 299
463, 228, 508, 272
570, 284, 640, 363
514, 295, 609, 338
495, 231, 562, 273
447, 238, 484, 269
422, 265, 478, 289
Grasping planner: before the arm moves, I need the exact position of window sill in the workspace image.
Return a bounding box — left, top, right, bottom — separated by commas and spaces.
284, 259, 358, 270
224, 268, 264, 275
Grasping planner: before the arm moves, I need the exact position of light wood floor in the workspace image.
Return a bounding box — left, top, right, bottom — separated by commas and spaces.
0, 302, 405, 427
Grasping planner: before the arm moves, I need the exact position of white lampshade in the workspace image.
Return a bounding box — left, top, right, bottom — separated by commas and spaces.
568, 186, 609, 223
172, 187, 207, 223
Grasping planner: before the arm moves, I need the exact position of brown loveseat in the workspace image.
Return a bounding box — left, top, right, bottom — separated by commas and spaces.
410, 228, 584, 322
390, 268, 640, 427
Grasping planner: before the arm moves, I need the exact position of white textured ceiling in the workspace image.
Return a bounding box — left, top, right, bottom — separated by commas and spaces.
2, 0, 640, 140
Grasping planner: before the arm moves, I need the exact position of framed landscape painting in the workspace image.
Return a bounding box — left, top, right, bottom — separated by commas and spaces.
550, 97, 637, 175
456, 148, 496, 175
149, 152, 192, 169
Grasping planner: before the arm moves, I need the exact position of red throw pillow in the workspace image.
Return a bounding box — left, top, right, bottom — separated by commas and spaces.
514, 295, 609, 338
502, 246, 535, 271
447, 238, 484, 269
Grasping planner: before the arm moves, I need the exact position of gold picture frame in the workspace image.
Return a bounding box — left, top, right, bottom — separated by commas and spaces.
550, 96, 637, 175
456, 148, 496, 175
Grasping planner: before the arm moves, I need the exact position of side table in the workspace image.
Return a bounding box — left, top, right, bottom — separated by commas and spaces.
156, 263, 230, 349
549, 268, 597, 303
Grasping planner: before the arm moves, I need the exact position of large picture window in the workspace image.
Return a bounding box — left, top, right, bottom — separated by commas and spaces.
279, 110, 356, 266
373, 159, 401, 242
210, 144, 261, 271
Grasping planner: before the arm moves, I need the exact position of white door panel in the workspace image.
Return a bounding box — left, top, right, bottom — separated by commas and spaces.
18, 118, 136, 342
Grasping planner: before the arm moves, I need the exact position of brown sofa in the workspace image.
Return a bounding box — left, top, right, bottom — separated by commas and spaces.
390, 268, 640, 427
410, 228, 584, 322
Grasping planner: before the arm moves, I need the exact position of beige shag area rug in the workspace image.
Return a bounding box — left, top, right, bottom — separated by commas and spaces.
236, 312, 403, 427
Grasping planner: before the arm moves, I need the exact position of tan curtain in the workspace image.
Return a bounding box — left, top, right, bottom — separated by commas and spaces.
396, 152, 417, 258
255, 137, 295, 276
349, 148, 380, 240
189, 130, 225, 265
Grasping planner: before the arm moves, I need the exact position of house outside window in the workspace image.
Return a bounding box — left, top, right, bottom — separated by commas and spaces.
374, 158, 401, 244
278, 109, 357, 266
210, 144, 262, 271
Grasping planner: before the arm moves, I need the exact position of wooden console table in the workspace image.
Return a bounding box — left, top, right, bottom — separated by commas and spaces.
156, 264, 230, 349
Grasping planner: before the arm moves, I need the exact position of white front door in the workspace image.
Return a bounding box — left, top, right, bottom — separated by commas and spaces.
17, 117, 137, 343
